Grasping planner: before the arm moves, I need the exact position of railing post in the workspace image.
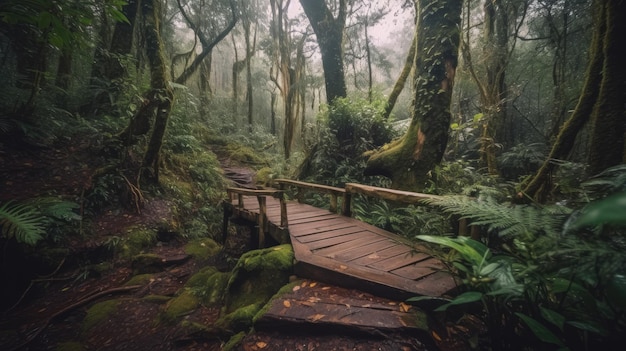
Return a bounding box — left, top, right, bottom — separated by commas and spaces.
279, 194, 288, 228
342, 192, 352, 217
329, 194, 338, 213
237, 193, 244, 209
257, 196, 266, 248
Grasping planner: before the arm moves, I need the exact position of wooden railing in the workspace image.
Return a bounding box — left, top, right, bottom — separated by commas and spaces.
226, 187, 287, 248
225, 180, 476, 247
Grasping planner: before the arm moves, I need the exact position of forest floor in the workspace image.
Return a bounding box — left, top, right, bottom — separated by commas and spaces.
0, 138, 478, 351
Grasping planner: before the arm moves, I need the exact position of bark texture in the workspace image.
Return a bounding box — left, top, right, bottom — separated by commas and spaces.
364, 0, 462, 191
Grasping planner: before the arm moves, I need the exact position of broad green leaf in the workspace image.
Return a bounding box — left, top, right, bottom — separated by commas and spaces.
473, 113, 484, 123
515, 313, 567, 348
539, 307, 566, 331
434, 291, 483, 312
565, 321, 607, 335
571, 192, 626, 229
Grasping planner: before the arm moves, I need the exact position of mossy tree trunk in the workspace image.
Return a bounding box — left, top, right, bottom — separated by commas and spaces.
300, 0, 347, 104
521, 0, 625, 202
363, 0, 462, 191
139, 0, 174, 182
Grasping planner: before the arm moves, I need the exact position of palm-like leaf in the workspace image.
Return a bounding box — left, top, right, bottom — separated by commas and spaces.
0, 201, 46, 245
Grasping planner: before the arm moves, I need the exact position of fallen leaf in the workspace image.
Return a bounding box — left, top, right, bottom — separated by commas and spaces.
292, 285, 301, 292
301, 282, 307, 287
339, 265, 347, 270
256, 341, 267, 348
309, 282, 317, 288
307, 297, 321, 303
367, 254, 380, 259
431, 330, 442, 341
310, 314, 325, 322
399, 302, 411, 312
283, 300, 291, 308
322, 286, 331, 290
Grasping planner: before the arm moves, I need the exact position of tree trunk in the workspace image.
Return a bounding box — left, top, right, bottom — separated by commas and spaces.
106, 0, 138, 81
521, 0, 623, 202
140, 0, 174, 182
300, 0, 347, 103
363, 0, 462, 191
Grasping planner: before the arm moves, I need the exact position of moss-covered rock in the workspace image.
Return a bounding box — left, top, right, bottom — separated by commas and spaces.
160, 290, 199, 324
185, 266, 219, 288
184, 238, 221, 260
55, 341, 84, 351
120, 226, 158, 258
224, 244, 294, 314
124, 273, 154, 286
142, 294, 171, 304
82, 300, 120, 334
253, 280, 303, 324
222, 331, 247, 351
215, 303, 264, 333
131, 254, 163, 274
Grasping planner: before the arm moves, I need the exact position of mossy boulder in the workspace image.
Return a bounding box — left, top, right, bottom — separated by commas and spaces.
184, 238, 221, 260
124, 273, 154, 286
131, 254, 163, 274
185, 267, 230, 306
215, 303, 264, 333
82, 300, 120, 334
224, 244, 294, 314
222, 331, 246, 351
142, 294, 171, 304
120, 226, 157, 258
160, 290, 200, 324
185, 266, 219, 288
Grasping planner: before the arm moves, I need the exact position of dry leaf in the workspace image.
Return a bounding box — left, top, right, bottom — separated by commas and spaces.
322, 286, 331, 290
292, 285, 301, 292
309, 282, 317, 288
256, 341, 268, 348
399, 302, 411, 312
367, 254, 380, 259
283, 300, 291, 308
307, 297, 321, 303
339, 265, 347, 270
301, 282, 307, 287
431, 330, 442, 342
310, 314, 325, 322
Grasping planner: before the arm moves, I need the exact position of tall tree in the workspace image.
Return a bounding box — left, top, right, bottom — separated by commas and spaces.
364, 0, 463, 190
521, 0, 626, 202
300, 0, 348, 103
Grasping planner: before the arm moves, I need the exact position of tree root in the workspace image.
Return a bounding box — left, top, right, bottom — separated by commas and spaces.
8, 285, 142, 351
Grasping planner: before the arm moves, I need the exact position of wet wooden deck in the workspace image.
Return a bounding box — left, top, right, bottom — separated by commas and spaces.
225, 194, 458, 301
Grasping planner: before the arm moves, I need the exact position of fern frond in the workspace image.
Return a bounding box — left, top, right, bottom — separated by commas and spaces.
422, 196, 565, 239
29, 197, 81, 221
0, 201, 46, 245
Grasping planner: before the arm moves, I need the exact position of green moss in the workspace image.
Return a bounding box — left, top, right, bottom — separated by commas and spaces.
253, 280, 302, 323
185, 266, 219, 288
225, 245, 294, 314
255, 167, 275, 186
82, 300, 120, 333
142, 294, 171, 304
131, 254, 162, 274
215, 303, 263, 333
225, 144, 265, 165
195, 271, 230, 305
124, 273, 154, 286
184, 238, 221, 260
55, 341, 84, 351
160, 290, 199, 324
120, 226, 157, 258
223, 331, 247, 351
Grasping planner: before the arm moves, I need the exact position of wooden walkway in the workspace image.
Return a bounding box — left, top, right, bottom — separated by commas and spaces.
224, 180, 459, 301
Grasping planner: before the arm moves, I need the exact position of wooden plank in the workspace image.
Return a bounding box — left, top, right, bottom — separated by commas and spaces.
350, 244, 415, 266
295, 227, 367, 243
390, 258, 445, 280
312, 235, 389, 258
288, 213, 340, 225
330, 240, 399, 262
290, 220, 355, 236
367, 250, 432, 272
302, 231, 370, 250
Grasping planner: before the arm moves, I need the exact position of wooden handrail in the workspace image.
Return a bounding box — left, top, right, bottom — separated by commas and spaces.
226, 187, 288, 248
274, 179, 346, 214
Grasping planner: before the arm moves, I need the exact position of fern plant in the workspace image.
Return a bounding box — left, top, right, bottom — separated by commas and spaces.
0, 201, 46, 245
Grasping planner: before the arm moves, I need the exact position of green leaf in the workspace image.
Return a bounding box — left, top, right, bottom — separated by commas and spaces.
0, 201, 46, 245
606, 273, 626, 309
473, 113, 484, 123
434, 291, 483, 312
570, 192, 626, 229
539, 307, 566, 331
515, 312, 566, 348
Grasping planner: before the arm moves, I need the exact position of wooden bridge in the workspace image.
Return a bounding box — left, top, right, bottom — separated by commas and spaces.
223, 179, 462, 301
